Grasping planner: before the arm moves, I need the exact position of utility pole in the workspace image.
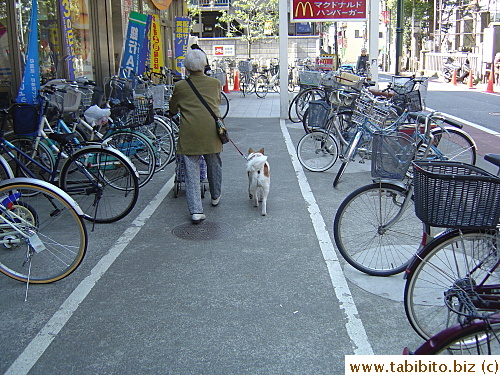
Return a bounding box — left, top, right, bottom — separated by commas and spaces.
395, 0, 404, 75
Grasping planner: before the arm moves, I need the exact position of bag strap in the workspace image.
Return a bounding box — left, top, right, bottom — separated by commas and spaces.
185, 77, 218, 121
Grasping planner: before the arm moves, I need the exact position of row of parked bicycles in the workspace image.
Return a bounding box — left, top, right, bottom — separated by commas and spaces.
0, 70, 195, 293
290, 71, 500, 354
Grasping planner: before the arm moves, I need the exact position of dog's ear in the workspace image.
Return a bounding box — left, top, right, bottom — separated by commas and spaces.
248, 148, 254, 154
259, 148, 264, 154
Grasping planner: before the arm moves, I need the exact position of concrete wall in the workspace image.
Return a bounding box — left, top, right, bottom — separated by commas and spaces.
195, 36, 320, 65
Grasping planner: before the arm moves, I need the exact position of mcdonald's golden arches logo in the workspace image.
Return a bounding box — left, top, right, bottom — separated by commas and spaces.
294, 1, 314, 18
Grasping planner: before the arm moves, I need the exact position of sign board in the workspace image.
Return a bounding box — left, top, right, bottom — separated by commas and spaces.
316, 54, 336, 70
119, 12, 148, 79
290, 0, 367, 22
213, 45, 235, 57
174, 17, 190, 75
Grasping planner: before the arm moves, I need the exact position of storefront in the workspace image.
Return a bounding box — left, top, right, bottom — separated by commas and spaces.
0, 0, 186, 106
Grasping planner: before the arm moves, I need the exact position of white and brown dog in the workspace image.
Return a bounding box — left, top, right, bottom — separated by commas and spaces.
247, 148, 270, 216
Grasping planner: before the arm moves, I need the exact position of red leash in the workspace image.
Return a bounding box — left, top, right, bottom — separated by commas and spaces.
229, 138, 247, 160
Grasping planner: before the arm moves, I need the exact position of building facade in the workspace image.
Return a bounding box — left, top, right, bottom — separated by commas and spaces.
0, 0, 186, 106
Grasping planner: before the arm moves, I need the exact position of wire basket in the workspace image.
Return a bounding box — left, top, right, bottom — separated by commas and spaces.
393, 90, 423, 112
371, 131, 416, 180
238, 60, 253, 73
307, 100, 330, 129
211, 70, 226, 86
125, 96, 154, 127
352, 97, 374, 126
48, 87, 82, 113
412, 161, 500, 229
299, 71, 322, 86
391, 76, 415, 94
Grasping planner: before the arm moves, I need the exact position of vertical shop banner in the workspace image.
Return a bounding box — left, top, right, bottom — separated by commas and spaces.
17, 0, 40, 104
290, 0, 367, 22
150, 14, 164, 74
138, 15, 152, 75
59, 0, 76, 79
119, 12, 148, 79
174, 17, 190, 75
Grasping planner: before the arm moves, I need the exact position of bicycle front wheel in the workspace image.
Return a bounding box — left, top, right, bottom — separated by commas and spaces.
0, 178, 87, 283
294, 88, 326, 122
255, 75, 269, 98
297, 131, 339, 172
59, 146, 139, 223
404, 229, 500, 340
333, 183, 421, 276
220, 91, 229, 119
429, 127, 477, 165
138, 117, 175, 172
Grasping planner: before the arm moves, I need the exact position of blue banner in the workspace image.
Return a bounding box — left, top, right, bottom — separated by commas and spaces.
174, 17, 190, 75
119, 12, 148, 79
17, 0, 40, 104
59, 0, 76, 79
137, 15, 153, 76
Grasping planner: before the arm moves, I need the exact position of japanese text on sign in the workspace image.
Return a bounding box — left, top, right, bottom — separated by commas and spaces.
290, 0, 366, 22
174, 17, 190, 75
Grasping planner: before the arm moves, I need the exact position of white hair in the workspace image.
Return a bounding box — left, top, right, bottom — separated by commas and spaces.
184, 49, 206, 72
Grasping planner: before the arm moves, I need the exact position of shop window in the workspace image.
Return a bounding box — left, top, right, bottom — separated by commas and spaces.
0, 4, 12, 106
69, 0, 94, 79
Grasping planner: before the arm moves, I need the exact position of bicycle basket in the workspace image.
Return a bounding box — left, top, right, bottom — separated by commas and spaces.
412, 161, 500, 229
238, 60, 253, 73
299, 71, 322, 86
307, 100, 330, 129
371, 131, 416, 180
393, 90, 422, 112
391, 76, 415, 94
124, 96, 154, 128
11, 103, 40, 136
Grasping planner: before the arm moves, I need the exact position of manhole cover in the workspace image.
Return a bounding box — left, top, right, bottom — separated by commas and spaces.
172, 221, 234, 241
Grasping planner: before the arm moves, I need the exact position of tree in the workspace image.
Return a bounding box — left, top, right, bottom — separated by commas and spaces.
216, 0, 279, 57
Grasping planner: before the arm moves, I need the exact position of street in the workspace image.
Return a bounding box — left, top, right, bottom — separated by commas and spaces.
0, 81, 499, 374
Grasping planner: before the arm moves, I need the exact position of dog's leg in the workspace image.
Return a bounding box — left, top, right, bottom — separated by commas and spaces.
261, 190, 268, 215
248, 171, 253, 199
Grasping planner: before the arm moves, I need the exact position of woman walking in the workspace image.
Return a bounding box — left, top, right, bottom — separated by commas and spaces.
169, 49, 223, 224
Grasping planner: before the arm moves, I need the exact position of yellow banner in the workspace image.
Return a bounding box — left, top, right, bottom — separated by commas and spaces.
150, 14, 164, 74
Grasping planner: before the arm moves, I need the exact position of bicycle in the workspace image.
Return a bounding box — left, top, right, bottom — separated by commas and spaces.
332, 93, 477, 187
255, 62, 280, 98
238, 60, 256, 97
332, 111, 478, 276
0, 177, 88, 285
0, 99, 140, 224
403, 156, 500, 342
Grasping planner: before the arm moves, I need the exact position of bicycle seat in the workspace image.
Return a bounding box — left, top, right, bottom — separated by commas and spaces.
48, 132, 78, 146
485, 153, 500, 168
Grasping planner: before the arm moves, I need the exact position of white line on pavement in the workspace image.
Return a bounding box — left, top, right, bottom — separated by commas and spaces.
5, 176, 175, 375
280, 119, 374, 355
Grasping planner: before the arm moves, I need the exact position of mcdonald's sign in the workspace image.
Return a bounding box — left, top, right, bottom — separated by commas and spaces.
290, 0, 367, 22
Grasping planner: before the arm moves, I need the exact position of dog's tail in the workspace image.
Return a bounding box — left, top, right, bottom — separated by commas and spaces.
246, 155, 268, 172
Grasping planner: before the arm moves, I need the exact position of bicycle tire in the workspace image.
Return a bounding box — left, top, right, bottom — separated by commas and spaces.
0, 178, 88, 283
333, 131, 362, 187
138, 117, 175, 172
103, 130, 156, 187
428, 127, 477, 165
294, 88, 326, 122
8, 138, 56, 181
288, 94, 301, 123
333, 183, 421, 276
0, 154, 14, 181
220, 91, 229, 119
296, 131, 339, 172
58, 146, 139, 223
404, 229, 500, 340
412, 318, 500, 355
255, 75, 269, 98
